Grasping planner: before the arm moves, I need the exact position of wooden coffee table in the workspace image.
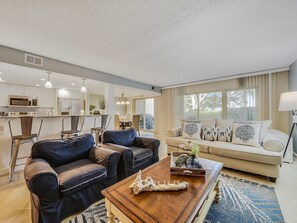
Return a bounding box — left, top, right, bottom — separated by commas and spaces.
102, 157, 223, 223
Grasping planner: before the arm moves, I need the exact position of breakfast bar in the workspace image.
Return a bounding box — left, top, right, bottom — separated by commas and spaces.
0, 115, 102, 175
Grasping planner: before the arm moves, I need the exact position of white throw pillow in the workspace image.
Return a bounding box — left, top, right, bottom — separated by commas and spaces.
201, 119, 216, 128
179, 118, 200, 135
238, 120, 272, 145
217, 126, 232, 142
182, 122, 202, 140
216, 119, 234, 128
232, 123, 261, 147
202, 127, 217, 141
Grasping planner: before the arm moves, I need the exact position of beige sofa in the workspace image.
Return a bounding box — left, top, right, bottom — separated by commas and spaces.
166, 125, 289, 182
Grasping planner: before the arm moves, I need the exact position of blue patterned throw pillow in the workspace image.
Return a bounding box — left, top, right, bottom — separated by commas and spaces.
232, 123, 261, 147
182, 122, 202, 140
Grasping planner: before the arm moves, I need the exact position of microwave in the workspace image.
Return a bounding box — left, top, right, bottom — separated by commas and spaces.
9, 95, 30, 106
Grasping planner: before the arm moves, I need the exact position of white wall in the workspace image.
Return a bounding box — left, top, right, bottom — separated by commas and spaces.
289, 59, 297, 153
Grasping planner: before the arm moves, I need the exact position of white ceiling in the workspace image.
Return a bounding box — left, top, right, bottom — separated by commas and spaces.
0, 63, 159, 98
0, 1, 297, 87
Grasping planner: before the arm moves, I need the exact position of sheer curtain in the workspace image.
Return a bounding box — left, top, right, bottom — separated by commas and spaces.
154, 87, 185, 134
243, 72, 289, 133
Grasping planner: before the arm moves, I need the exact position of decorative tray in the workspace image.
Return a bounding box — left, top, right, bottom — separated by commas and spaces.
170, 152, 206, 177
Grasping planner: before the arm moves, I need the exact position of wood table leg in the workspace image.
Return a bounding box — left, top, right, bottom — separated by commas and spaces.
105, 199, 116, 223
215, 179, 221, 202
106, 211, 116, 223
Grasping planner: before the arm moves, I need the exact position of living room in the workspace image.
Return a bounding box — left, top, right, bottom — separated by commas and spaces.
0, 1, 297, 223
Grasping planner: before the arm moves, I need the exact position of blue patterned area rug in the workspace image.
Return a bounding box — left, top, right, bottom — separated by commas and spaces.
68, 175, 284, 223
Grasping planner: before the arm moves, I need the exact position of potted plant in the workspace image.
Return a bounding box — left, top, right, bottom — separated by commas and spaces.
99, 98, 105, 114
89, 105, 96, 115
190, 144, 200, 167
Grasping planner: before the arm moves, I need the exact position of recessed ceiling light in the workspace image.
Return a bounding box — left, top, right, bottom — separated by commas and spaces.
71, 83, 76, 86
35, 84, 40, 86
0, 77, 5, 82
41, 78, 45, 81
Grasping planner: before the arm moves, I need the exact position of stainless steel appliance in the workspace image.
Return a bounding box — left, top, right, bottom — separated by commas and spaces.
9, 95, 30, 106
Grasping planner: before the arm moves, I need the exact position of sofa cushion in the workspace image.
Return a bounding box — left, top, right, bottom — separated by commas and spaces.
102, 128, 136, 147
232, 123, 261, 147
166, 136, 211, 153
54, 159, 106, 196
209, 141, 282, 165
182, 122, 202, 140
130, 146, 153, 166
31, 134, 95, 168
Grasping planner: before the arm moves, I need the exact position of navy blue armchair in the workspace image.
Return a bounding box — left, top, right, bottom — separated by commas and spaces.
101, 128, 160, 181
24, 133, 120, 223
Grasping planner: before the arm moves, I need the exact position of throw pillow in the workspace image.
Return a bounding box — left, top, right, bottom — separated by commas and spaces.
182, 122, 202, 140
232, 123, 261, 147
238, 120, 272, 145
217, 126, 232, 142
179, 118, 200, 135
216, 119, 234, 128
201, 119, 216, 128
202, 127, 217, 141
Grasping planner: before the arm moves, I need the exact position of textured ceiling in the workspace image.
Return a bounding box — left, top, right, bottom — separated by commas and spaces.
0, 0, 297, 87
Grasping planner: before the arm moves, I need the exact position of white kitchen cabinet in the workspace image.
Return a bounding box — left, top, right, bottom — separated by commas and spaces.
37, 88, 55, 107
25, 86, 38, 98
8, 84, 25, 96
0, 83, 9, 106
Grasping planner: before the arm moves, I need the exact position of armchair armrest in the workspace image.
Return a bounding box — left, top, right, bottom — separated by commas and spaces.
24, 158, 60, 206
134, 137, 160, 162
101, 143, 134, 168
88, 146, 120, 178
167, 127, 181, 137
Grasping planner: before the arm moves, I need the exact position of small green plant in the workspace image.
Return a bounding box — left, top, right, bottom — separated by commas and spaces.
99, 98, 105, 109
89, 105, 96, 111
190, 144, 200, 156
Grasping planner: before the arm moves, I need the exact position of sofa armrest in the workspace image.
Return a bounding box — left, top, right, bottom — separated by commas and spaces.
263, 129, 289, 153
24, 158, 60, 206
88, 146, 120, 177
167, 127, 181, 137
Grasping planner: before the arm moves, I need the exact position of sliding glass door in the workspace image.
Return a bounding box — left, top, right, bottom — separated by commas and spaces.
135, 98, 154, 131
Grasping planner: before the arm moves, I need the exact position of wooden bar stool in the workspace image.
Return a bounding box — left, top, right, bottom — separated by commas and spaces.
8, 116, 43, 181
91, 115, 111, 145
61, 116, 85, 139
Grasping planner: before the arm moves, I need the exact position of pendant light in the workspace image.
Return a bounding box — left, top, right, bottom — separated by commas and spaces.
116, 93, 130, 105
80, 79, 87, 92
44, 72, 53, 88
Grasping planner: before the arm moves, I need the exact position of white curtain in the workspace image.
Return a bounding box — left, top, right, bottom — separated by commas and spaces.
154, 87, 185, 134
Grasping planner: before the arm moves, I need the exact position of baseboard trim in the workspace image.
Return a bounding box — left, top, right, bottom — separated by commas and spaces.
0, 168, 8, 176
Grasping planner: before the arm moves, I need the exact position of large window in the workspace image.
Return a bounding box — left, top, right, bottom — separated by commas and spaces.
227, 89, 256, 121
184, 89, 256, 121
184, 92, 222, 120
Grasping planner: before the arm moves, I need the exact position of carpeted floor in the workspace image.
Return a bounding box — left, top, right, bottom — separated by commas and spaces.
69, 175, 284, 223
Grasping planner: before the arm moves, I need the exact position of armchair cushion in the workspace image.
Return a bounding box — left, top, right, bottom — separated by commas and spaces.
54, 159, 107, 196
102, 128, 136, 147
31, 134, 95, 168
